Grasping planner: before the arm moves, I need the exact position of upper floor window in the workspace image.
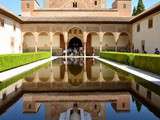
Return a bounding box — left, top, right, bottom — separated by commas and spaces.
94, 1, 97, 6
137, 24, 140, 32
73, 1, 77, 8
13, 24, 16, 31
123, 4, 127, 8
148, 18, 153, 29
0, 18, 4, 27
26, 3, 30, 9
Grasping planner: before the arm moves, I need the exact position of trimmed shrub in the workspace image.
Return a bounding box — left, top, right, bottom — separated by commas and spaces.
133, 55, 160, 75
100, 51, 160, 75
0, 52, 51, 72
100, 52, 130, 64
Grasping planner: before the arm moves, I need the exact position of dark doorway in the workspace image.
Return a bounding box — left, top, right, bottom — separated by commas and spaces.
68, 37, 82, 49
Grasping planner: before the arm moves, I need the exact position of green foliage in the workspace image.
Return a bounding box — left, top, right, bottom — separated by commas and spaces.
133, 55, 160, 75
0, 52, 51, 72
100, 52, 129, 64
132, 6, 137, 16
136, 0, 145, 15
100, 52, 160, 75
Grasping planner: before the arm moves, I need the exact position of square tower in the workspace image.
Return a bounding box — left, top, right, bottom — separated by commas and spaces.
21, 0, 40, 16
44, 0, 106, 9
112, 0, 132, 17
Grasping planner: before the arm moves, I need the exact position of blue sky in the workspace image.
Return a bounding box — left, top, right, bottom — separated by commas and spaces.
0, 0, 159, 15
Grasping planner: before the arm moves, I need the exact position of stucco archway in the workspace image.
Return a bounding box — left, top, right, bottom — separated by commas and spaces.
117, 32, 130, 52
86, 32, 99, 56
23, 32, 35, 52
38, 32, 50, 51
103, 32, 116, 51
53, 32, 65, 55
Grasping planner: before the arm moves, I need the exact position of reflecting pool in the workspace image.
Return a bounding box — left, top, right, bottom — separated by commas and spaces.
0, 58, 160, 120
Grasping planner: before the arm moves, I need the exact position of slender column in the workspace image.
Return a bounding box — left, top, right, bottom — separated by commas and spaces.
35, 32, 38, 52
99, 63, 104, 82
49, 32, 53, 55
112, 72, 120, 82
50, 62, 54, 83
84, 42, 86, 56
64, 32, 68, 57
83, 32, 87, 56
83, 57, 88, 82
114, 33, 120, 52
64, 58, 68, 82
99, 32, 104, 53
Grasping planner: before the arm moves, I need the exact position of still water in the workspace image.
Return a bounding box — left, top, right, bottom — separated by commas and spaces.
0, 58, 160, 120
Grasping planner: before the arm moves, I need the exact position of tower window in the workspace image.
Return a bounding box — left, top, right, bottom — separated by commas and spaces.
123, 4, 127, 8
73, 2, 77, 8
94, 1, 97, 6
26, 3, 30, 8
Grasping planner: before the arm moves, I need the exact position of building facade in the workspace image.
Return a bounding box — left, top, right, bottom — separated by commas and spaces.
0, 0, 160, 55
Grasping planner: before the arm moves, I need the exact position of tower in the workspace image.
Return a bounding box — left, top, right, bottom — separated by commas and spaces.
21, 0, 40, 16
112, 0, 132, 17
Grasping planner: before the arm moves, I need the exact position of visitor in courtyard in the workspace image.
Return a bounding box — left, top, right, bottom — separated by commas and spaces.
70, 103, 80, 120
154, 48, 160, 54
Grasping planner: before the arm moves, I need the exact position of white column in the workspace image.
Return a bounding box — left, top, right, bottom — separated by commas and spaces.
83, 57, 88, 82
35, 32, 38, 52
99, 32, 104, 53
64, 58, 68, 82
112, 72, 120, 82
49, 32, 53, 55
83, 32, 87, 56
114, 33, 120, 52
99, 63, 104, 82
64, 32, 68, 57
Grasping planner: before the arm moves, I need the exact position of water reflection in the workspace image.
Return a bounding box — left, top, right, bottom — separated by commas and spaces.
0, 58, 160, 120
24, 58, 129, 86
22, 92, 131, 120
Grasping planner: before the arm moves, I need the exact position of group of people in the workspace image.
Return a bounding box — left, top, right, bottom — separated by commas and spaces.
133, 48, 160, 54
63, 47, 84, 56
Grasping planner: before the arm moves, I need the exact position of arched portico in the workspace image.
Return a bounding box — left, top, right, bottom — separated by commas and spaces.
117, 32, 130, 52
86, 32, 99, 56
103, 32, 116, 51
23, 32, 35, 52
38, 32, 50, 52
52, 32, 65, 55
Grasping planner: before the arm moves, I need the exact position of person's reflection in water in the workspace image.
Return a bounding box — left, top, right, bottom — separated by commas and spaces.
70, 103, 81, 120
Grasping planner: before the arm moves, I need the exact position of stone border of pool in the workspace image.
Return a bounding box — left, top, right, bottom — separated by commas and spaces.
0, 56, 58, 82
94, 56, 160, 86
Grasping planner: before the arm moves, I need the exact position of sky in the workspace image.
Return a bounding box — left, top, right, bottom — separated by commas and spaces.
0, 0, 159, 15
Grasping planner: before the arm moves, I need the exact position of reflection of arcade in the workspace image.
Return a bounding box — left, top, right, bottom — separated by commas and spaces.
68, 58, 84, 86
23, 58, 130, 91
23, 92, 131, 120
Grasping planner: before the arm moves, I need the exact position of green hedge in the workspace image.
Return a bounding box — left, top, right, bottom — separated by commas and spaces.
0, 52, 51, 72
100, 52, 160, 75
